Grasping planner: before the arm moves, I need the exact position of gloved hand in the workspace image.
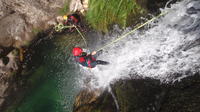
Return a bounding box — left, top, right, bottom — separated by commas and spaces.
91, 51, 97, 55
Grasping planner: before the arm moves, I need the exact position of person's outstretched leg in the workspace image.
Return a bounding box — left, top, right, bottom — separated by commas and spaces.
96, 60, 109, 65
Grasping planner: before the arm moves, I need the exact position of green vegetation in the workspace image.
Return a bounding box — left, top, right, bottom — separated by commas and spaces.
86, 0, 146, 32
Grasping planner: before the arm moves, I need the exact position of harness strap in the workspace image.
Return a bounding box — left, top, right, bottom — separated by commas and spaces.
86, 55, 96, 68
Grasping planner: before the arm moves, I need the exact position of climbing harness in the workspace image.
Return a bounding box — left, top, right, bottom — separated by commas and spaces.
54, 23, 88, 47
96, 11, 168, 52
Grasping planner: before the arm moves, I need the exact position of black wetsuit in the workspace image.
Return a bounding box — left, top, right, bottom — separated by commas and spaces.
74, 52, 109, 68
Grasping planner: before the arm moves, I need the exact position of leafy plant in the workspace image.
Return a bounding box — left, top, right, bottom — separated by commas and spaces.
86, 0, 146, 32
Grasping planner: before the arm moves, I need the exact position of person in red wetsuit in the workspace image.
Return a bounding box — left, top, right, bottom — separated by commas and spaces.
63, 13, 81, 27
62, 13, 86, 32
72, 47, 109, 68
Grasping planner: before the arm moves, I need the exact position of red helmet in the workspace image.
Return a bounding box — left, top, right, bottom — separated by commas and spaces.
72, 47, 83, 56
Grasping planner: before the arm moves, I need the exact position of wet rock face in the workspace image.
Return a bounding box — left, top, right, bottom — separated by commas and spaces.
112, 74, 200, 112
160, 74, 200, 112
73, 89, 117, 112
74, 74, 200, 112
112, 78, 166, 112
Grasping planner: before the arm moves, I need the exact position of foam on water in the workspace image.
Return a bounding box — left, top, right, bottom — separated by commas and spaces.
80, 0, 200, 88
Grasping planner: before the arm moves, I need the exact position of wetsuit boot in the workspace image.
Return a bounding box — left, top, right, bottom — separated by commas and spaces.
96, 60, 109, 65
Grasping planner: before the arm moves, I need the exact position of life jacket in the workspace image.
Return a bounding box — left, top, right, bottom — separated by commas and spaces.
75, 55, 96, 68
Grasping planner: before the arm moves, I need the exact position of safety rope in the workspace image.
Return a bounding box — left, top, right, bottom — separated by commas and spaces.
54, 23, 88, 47
96, 11, 168, 52
74, 26, 88, 47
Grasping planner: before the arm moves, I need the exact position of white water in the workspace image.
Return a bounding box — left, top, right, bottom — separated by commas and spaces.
80, 0, 200, 88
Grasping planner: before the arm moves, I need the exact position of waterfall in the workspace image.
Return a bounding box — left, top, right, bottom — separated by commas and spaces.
80, 0, 200, 88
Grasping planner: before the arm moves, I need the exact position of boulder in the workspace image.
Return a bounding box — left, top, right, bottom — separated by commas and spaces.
70, 0, 88, 14
0, 14, 28, 47
0, 0, 68, 48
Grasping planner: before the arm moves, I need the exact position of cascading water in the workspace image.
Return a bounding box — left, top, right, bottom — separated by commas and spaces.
80, 0, 200, 88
